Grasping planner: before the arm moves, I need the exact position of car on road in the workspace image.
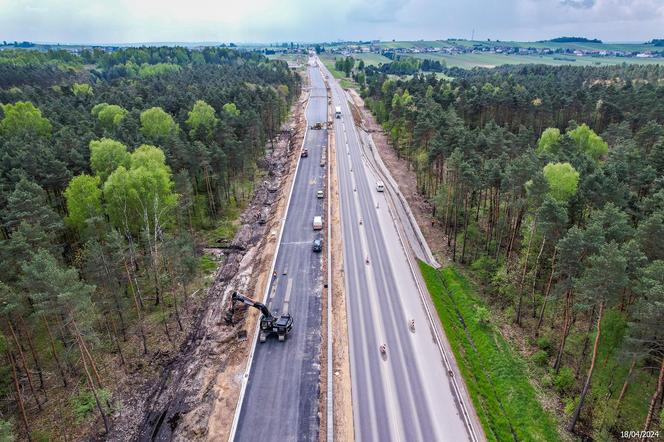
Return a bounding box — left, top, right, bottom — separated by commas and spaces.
317, 189, 324, 198
312, 238, 322, 252
376, 181, 385, 192
301, 148, 308, 157
313, 215, 323, 230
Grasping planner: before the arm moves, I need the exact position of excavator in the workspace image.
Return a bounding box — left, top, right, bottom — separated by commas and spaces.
225, 291, 293, 343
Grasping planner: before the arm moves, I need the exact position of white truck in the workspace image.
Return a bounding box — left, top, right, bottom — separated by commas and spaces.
335, 106, 341, 119
313, 216, 323, 230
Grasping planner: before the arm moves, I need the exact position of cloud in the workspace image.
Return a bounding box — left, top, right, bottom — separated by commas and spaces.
0, 0, 662, 44
347, 0, 410, 23
560, 0, 595, 8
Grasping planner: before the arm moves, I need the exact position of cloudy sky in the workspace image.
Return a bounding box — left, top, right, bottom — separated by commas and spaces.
1, 0, 663, 44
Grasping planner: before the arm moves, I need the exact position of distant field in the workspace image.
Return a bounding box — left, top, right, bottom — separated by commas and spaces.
411, 52, 663, 69
377, 40, 452, 49
352, 52, 391, 66
375, 39, 658, 53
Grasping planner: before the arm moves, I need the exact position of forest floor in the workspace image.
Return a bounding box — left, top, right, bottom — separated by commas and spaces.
348, 89, 574, 441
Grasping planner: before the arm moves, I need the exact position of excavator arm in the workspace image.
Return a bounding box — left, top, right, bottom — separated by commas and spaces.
231, 291, 272, 318
225, 291, 293, 343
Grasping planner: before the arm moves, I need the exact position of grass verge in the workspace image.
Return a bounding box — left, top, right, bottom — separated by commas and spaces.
418, 261, 561, 442
320, 58, 356, 89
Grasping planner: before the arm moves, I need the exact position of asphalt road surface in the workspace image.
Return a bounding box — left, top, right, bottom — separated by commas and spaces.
233, 60, 328, 442
320, 60, 473, 442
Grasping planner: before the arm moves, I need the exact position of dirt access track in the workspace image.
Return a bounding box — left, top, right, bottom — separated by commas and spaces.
115, 84, 309, 441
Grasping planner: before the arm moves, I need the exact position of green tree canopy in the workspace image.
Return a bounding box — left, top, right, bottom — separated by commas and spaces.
222, 102, 240, 117
103, 145, 176, 235
20, 249, 95, 323
537, 127, 561, 154
89, 138, 130, 182
186, 100, 218, 140
92, 103, 127, 128
543, 162, 580, 202
63, 174, 103, 232
0, 101, 52, 137
140, 106, 178, 140
568, 124, 609, 161
72, 83, 93, 97
3, 178, 63, 233
130, 144, 167, 170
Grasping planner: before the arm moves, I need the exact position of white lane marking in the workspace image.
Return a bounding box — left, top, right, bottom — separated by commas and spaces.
280, 241, 314, 246
348, 150, 405, 442
282, 278, 293, 314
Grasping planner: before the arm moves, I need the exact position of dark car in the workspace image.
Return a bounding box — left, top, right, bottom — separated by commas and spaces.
312, 238, 323, 252
301, 148, 308, 157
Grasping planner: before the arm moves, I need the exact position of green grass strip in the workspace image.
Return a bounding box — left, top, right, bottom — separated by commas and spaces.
418, 261, 561, 442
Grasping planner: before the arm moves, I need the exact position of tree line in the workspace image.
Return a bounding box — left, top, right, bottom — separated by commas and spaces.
363, 63, 664, 439
0, 46, 300, 440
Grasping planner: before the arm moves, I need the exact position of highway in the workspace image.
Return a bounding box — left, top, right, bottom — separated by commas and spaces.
320, 59, 474, 442
231, 60, 328, 442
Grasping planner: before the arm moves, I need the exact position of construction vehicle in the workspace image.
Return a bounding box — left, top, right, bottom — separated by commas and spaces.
226, 291, 293, 342
310, 122, 324, 130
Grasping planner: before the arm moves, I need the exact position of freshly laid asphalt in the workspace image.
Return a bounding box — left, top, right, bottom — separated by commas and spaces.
234, 60, 328, 442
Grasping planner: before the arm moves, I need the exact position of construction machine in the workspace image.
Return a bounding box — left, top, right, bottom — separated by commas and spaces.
225, 291, 293, 342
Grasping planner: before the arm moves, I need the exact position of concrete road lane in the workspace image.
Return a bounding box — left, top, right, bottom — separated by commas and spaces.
320, 60, 473, 442
233, 60, 328, 442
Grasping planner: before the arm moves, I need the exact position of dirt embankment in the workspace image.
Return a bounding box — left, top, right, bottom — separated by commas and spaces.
106, 86, 309, 441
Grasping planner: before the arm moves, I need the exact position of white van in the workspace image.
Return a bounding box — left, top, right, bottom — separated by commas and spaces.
376, 181, 385, 192
313, 216, 323, 230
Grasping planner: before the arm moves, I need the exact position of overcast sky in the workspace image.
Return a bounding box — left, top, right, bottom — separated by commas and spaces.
1, 0, 663, 44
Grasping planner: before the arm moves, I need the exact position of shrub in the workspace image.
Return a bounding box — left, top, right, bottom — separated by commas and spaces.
70, 387, 112, 423
474, 305, 491, 326
532, 350, 549, 366
554, 367, 575, 396
0, 419, 15, 442
31, 430, 51, 442
471, 255, 497, 284
540, 373, 554, 388
564, 397, 578, 416
199, 255, 217, 273
536, 336, 552, 354
72, 83, 93, 97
